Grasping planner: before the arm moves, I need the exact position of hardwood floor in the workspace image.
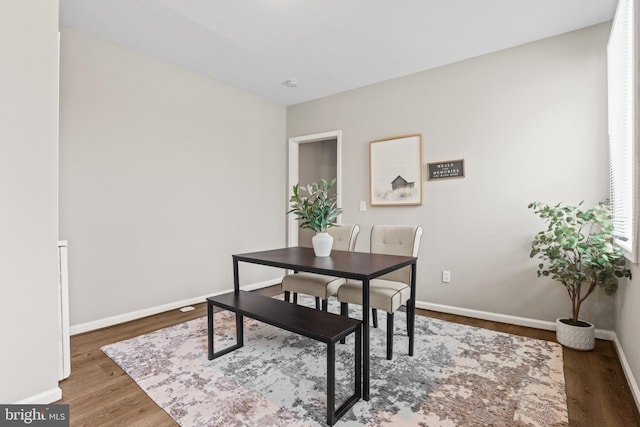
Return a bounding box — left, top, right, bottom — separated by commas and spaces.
59, 286, 639, 426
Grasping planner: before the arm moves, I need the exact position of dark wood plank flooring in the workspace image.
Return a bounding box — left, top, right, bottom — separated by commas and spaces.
59, 286, 639, 426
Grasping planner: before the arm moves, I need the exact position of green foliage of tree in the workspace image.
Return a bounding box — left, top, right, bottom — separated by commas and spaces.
288, 178, 343, 233
529, 201, 631, 324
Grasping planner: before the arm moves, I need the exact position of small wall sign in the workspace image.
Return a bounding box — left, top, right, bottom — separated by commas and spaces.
427, 159, 465, 180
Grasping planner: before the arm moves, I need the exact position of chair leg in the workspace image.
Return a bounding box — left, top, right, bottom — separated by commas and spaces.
293, 292, 298, 304
372, 308, 378, 328
284, 291, 291, 303
387, 312, 394, 360
315, 297, 320, 310
321, 299, 328, 312
340, 302, 348, 344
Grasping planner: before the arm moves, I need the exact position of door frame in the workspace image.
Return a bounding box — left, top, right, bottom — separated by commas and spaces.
287, 130, 342, 247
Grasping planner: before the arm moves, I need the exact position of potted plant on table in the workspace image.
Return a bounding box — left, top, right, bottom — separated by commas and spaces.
528, 201, 631, 350
288, 178, 343, 257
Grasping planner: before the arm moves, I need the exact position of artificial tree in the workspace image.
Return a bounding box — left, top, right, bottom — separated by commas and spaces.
529, 201, 631, 326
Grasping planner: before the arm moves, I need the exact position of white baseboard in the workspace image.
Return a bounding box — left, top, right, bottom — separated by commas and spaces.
415, 300, 615, 341
612, 334, 640, 411
70, 278, 282, 335
70, 287, 619, 342
14, 387, 62, 404
69, 283, 619, 342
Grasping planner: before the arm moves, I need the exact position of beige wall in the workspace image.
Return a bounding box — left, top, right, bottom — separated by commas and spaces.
617, 272, 640, 404
288, 24, 614, 327
59, 27, 287, 326
0, 1, 61, 402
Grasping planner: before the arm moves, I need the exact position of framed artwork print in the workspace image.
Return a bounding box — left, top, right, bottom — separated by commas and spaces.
370, 134, 423, 206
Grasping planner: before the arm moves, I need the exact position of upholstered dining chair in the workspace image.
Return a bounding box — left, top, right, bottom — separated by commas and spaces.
337, 224, 423, 360
282, 224, 360, 311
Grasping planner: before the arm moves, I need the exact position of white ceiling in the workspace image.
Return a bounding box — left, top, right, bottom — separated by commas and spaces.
59, 0, 617, 106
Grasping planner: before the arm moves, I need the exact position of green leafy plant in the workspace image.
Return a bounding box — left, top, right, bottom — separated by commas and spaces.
529, 201, 631, 325
288, 178, 343, 233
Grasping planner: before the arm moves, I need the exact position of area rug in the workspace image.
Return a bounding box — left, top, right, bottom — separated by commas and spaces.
102, 295, 568, 426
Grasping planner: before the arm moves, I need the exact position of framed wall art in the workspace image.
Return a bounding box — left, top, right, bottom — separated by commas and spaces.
370, 134, 423, 206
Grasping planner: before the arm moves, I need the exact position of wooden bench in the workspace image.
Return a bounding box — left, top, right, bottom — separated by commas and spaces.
207, 290, 362, 425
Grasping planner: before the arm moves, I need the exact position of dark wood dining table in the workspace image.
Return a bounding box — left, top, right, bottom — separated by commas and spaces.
231, 246, 418, 401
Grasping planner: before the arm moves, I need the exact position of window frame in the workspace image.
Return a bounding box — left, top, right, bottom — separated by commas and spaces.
608, 0, 638, 263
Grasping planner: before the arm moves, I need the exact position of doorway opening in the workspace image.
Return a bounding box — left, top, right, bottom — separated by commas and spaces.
287, 130, 342, 247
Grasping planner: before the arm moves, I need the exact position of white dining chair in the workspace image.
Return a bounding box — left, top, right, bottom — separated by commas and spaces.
337, 224, 422, 360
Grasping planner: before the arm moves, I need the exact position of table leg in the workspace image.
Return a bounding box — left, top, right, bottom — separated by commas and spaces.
233, 257, 240, 293
409, 262, 416, 356
362, 278, 370, 401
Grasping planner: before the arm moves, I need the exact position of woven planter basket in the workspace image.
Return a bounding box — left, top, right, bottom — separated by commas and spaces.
555, 318, 595, 351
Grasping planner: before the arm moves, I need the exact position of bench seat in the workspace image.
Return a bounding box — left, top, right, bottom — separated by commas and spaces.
207, 291, 361, 425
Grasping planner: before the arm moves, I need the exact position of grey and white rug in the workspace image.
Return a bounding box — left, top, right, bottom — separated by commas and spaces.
102, 295, 568, 426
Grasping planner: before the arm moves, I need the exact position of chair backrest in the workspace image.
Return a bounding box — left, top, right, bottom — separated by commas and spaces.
329, 224, 360, 252
370, 225, 423, 284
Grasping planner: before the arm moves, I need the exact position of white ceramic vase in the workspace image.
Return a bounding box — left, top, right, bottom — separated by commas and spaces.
555, 318, 595, 351
311, 232, 333, 257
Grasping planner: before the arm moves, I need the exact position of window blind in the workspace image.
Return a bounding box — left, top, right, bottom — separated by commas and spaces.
608, 0, 637, 261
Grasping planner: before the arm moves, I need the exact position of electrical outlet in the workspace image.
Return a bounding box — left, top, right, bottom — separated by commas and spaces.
442, 270, 451, 283
359, 201, 367, 211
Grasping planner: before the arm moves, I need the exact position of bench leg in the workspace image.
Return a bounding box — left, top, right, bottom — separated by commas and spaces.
293, 292, 298, 304
236, 313, 244, 348
284, 290, 291, 302
322, 299, 328, 312
315, 297, 321, 310
327, 325, 362, 425
208, 301, 244, 360
355, 324, 362, 398
208, 299, 214, 359
327, 342, 336, 425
